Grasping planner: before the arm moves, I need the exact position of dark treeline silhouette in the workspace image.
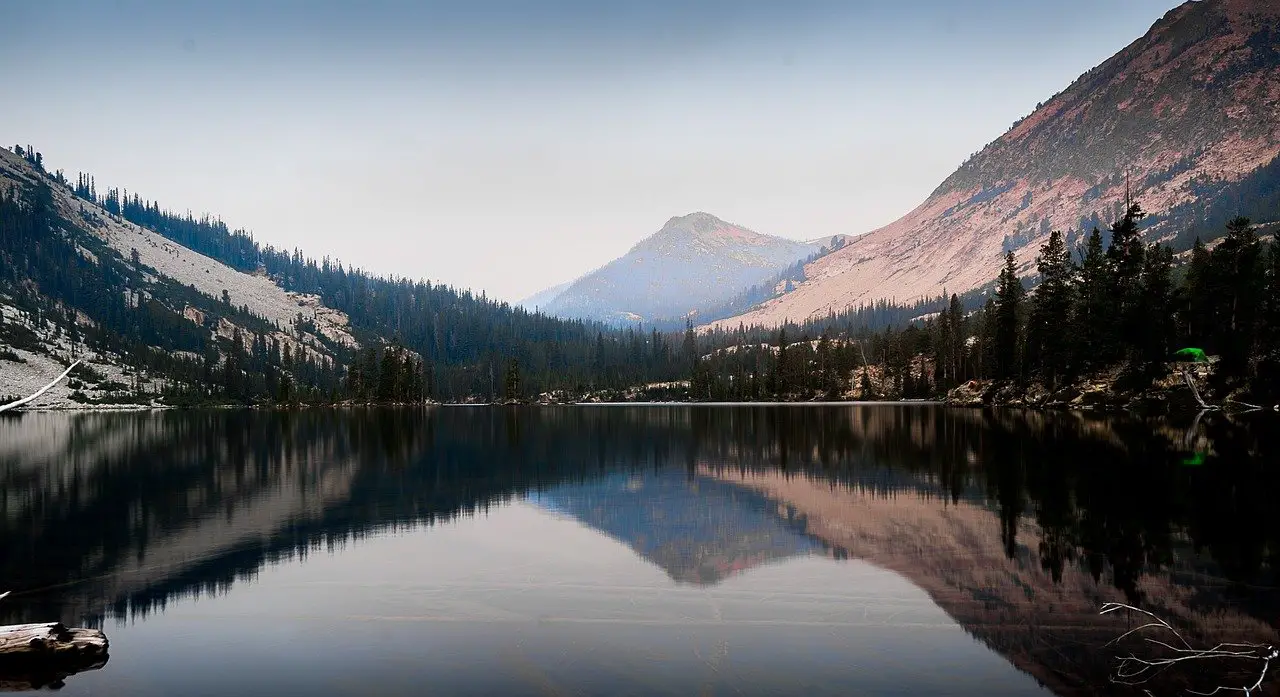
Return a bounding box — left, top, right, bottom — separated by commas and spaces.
690, 202, 1280, 403
982, 203, 1280, 400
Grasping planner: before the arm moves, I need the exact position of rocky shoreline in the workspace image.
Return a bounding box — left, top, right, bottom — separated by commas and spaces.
944, 360, 1276, 414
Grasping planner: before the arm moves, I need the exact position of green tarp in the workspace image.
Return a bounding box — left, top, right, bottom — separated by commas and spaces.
1174, 347, 1207, 362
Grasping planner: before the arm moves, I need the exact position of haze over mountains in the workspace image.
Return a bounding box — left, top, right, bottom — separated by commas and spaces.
5, 0, 1280, 407
710, 0, 1280, 329
526, 212, 830, 325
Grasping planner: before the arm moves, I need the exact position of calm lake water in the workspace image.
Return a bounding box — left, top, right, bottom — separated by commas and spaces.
1, 406, 1277, 696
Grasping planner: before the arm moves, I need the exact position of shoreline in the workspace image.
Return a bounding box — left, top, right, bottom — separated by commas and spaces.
9, 398, 1268, 415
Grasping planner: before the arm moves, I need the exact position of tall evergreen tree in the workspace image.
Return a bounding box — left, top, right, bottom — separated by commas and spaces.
946, 294, 966, 384
993, 251, 1025, 381
1265, 231, 1280, 344
1027, 231, 1075, 389
1213, 217, 1264, 380
378, 348, 402, 401
773, 327, 789, 396
1073, 227, 1111, 373
1183, 237, 1214, 349
1106, 202, 1147, 362
504, 358, 522, 401
979, 298, 999, 379
1258, 231, 1280, 397
1130, 244, 1175, 376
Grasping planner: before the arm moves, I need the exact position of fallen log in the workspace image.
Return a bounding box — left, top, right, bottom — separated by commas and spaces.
0, 623, 108, 659
0, 359, 81, 413
0, 622, 109, 691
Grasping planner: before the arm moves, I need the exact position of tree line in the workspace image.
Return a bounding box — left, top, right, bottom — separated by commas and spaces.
688, 202, 1280, 403
7, 144, 1278, 406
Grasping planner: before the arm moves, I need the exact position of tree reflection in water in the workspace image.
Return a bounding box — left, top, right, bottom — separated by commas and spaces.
0, 405, 1275, 695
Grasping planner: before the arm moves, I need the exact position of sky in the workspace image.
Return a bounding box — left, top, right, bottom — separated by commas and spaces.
1, 0, 1182, 301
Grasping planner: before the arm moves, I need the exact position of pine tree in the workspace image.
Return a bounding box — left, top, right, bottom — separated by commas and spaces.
1257, 231, 1280, 398
933, 291, 959, 390
1184, 237, 1214, 348
858, 365, 875, 399
1027, 231, 1074, 389
1106, 202, 1147, 363
683, 318, 697, 369
773, 327, 789, 396
978, 298, 998, 379
816, 333, 840, 399
504, 358, 522, 401
1213, 217, 1264, 380
1073, 227, 1110, 373
1130, 243, 1175, 376
946, 294, 965, 383
993, 252, 1025, 381
378, 348, 401, 402
1265, 231, 1280, 344
359, 346, 379, 401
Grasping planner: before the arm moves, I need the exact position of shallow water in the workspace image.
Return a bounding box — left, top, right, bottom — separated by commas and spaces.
1, 406, 1276, 696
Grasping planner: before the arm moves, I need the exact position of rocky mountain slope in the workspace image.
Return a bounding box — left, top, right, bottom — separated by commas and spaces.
539, 212, 827, 324
713, 0, 1280, 329
0, 147, 357, 407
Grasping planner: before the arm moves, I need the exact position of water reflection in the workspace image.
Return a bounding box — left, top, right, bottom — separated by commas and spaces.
533, 471, 821, 585
0, 406, 1277, 696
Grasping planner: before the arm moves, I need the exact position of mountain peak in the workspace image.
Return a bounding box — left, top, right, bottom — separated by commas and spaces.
710, 0, 1280, 329
664, 211, 721, 226
539, 214, 822, 324
658, 211, 747, 238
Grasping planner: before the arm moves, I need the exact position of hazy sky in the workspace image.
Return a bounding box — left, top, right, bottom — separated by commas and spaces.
2, 0, 1181, 301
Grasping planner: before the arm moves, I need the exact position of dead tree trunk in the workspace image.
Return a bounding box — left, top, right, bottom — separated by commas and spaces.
0, 621, 109, 690
0, 623, 108, 659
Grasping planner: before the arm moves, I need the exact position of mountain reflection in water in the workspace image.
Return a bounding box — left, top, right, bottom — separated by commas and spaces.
0, 406, 1276, 696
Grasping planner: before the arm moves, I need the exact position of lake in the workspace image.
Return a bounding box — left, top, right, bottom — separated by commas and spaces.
1, 406, 1277, 696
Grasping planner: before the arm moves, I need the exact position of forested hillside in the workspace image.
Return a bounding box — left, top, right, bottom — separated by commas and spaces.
688, 203, 1280, 407
1, 145, 691, 405
6, 141, 1277, 409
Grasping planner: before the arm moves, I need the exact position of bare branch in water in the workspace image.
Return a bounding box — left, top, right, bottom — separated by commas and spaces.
1100, 602, 1277, 696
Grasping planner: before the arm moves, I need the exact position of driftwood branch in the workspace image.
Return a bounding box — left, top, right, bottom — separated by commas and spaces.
0, 359, 81, 413
1101, 602, 1276, 696
1224, 398, 1265, 413
1181, 369, 1216, 411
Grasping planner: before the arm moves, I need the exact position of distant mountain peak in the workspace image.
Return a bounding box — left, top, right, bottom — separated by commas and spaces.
664, 211, 720, 226
643, 212, 766, 247
541, 213, 823, 325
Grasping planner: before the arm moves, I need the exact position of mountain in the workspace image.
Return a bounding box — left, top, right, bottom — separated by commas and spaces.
712, 0, 1280, 329
533, 470, 821, 585
541, 212, 828, 325
0, 146, 357, 407
0, 146, 689, 406
515, 280, 571, 312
